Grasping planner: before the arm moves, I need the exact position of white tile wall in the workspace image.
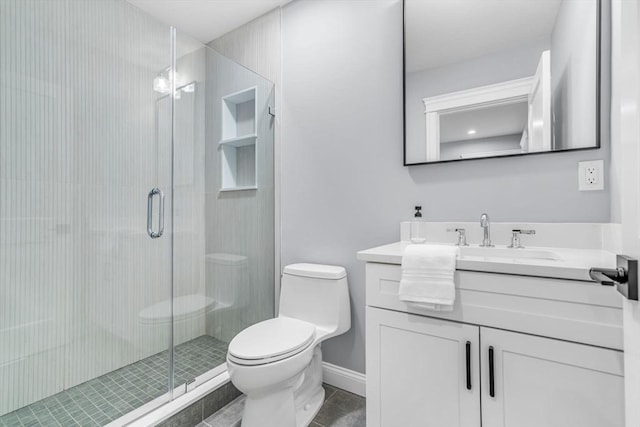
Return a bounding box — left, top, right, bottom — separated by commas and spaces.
0, 0, 277, 415
209, 8, 282, 312
203, 49, 276, 343
0, 0, 205, 415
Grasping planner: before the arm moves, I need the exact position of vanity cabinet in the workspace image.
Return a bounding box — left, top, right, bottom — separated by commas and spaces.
480, 327, 624, 427
364, 262, 625, 427
366, 307, 480, 427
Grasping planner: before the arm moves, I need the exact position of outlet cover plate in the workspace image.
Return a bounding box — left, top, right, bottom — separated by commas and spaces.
578, 160, 604, 191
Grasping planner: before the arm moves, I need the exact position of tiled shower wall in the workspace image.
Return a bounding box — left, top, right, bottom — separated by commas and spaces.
203, 49, 276, 343
0, 0, 206, 415
209, 7, 282, 313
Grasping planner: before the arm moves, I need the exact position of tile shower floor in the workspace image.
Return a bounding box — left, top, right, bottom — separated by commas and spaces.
0, 335, 228, 427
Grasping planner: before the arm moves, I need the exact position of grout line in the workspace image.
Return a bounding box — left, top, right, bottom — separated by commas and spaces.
52, 394, 85, 427
64, 387, 106, 426
42, 400, 65, 427
324, 387, 337, 402
0, 335, 229, 427
14, 411, 26, 427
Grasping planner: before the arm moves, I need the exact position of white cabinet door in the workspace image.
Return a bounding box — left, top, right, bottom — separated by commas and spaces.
481, 327, 625, 427
366, 307, 480, 427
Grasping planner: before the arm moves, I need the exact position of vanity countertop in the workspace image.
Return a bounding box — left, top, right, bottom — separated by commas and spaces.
357, 241, 617, 281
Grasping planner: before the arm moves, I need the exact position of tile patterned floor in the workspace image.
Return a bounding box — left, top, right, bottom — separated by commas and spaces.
310, 385, 366, 427
197, 384, 366, 427
0, 336, 228, 427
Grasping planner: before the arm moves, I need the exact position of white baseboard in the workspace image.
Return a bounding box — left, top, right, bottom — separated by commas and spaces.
322, 362, 366, 397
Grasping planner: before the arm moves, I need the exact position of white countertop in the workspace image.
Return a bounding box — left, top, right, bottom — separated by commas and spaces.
357, 241, 618, 281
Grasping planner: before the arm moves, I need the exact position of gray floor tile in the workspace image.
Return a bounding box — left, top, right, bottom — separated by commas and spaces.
322, 384, 338, 401
201, 384, 366, 427
0, 335, 228, 427
312, 389, 366, 427
202, 382, 241, 419
157, 400, 203, 427
203, 396, 244, 426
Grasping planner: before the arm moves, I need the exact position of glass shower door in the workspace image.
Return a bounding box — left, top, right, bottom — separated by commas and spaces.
0, 1, 176, 424
168, 34, 276, 394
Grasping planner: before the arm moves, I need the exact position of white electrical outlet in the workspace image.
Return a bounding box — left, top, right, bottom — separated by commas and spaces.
578, 160, 604, 191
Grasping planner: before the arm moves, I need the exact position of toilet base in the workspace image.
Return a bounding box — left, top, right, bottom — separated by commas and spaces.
295, 386, 324, 427
240, 346, 325, 427
241, 386, 298, 427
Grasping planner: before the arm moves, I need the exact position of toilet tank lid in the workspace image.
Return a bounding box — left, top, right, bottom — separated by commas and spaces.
283, 263, 346, 280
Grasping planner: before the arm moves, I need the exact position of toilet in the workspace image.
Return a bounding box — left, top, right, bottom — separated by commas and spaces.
226, 263, 351, 427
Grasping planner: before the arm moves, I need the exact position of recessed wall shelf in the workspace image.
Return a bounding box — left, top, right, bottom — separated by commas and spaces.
219, 134, 257, 148
219, 186, 258, 192
220, 87, 257, 191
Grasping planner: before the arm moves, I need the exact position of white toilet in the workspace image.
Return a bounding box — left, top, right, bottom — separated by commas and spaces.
226, 263, 351, 427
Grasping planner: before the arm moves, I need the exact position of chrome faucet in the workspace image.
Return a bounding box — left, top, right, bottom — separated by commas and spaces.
447, 228, 469, 246
480, 213, 493, 247
508, 229, 536, 249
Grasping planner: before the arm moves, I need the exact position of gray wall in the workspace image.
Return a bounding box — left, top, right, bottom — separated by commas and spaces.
281, 0, 610, 375
405, 40, 549, 163
440, 135, 522, 161
550, 0, 598, 150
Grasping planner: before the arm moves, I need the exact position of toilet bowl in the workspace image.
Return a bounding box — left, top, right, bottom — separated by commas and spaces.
138, 294, 216, 353
226, 263, 351, 427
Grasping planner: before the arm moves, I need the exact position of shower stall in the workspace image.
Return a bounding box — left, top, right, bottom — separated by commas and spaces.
0, 0, 275, 425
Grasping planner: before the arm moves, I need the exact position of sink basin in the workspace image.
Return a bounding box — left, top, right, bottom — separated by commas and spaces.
459, 246, 561, 262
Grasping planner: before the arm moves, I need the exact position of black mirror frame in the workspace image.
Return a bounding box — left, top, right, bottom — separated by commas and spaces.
402, 0, 605, 166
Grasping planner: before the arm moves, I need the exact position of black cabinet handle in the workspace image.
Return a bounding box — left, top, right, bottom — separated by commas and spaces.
465, 341, 471, 390
489, 346, 495, 398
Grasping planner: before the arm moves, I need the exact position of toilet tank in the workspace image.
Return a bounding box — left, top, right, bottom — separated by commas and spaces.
278, 263, 351, 338
205, 253, 248, 307
204, 253, 248, 342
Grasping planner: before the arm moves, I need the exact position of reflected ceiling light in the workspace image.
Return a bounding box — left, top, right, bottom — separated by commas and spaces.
153, 67, 184, 96
153, 75, 170, 94
467, 129, 476, 135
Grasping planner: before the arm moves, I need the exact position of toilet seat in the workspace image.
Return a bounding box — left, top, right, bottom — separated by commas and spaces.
228, 317, 316, 366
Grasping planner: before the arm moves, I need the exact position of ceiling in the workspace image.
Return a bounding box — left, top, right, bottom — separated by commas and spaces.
127, 0, 293, 44
440, 101, 528, 143
405, 0, 563, 72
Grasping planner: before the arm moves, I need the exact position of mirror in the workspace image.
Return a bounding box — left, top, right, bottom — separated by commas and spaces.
404, 0, 602, 165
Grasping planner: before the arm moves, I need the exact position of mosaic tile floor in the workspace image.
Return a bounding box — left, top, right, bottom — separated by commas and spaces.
0, 335, 228, 427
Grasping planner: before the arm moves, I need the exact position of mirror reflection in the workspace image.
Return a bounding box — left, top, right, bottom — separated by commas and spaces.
404, 0, 601, 164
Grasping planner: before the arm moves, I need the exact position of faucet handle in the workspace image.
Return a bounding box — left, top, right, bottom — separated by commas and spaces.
447, 228, 469, 246
509, 229, 536, 248
513, 229, 536, 235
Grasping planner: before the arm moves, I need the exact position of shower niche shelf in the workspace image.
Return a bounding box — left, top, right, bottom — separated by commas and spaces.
220, 87, 258, 191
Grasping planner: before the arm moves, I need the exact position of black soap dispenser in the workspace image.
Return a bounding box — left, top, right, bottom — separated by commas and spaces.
410, 206, 426, 243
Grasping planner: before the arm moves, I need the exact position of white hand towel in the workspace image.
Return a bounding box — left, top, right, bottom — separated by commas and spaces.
399, 244, 459, 311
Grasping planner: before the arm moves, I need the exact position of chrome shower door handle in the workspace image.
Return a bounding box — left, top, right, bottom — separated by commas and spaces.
147, 187, 165, 239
